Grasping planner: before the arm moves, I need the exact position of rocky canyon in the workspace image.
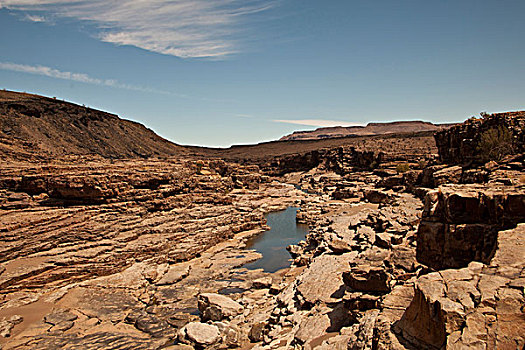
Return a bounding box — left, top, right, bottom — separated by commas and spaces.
0, 90, 524, 349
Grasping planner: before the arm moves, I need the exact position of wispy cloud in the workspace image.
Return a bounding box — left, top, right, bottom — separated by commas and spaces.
0, 61, 188, 97
1, 0, 276, 59
24, 14, 45, 22
273, 119, 363, 128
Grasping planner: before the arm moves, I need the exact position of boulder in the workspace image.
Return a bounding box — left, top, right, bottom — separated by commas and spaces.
343, 267, 391, 294
432, 165, 462, 186
178, 322, 221, 347
44, 309, 78, 326
295, 253, 357, 306
249, 321, 267, 342
363, 189, 395, 204
198, 293, 243, 321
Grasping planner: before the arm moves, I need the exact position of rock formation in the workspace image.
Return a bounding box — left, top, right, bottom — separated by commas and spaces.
435, 111, 525, 165
280, 121, 454, 141
0, 91, 523, 349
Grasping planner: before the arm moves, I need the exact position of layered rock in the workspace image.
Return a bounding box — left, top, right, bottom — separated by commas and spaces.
398, 224, 525, 349
0, 157, 306, 349
416, 184, 525, 269
435, 111, 525, 165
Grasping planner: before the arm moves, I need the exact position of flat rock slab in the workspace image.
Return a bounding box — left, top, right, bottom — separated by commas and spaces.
296, 252, 357, 306
198, 293, 243, 321
156, 263, 190, 285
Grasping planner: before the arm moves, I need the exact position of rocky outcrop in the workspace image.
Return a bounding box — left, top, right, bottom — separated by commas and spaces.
262, 146, 384, 176
198, 293, 244, 321
398, 224, 525, 349
416, 184, 525, 269
435, 111, 525, 165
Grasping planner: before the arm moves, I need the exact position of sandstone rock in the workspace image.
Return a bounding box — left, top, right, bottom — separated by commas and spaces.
294, 312, 332, 345
314, 334, 351, 350
156, 263, 190, 285
0, 315, 23, 337
348, 309, 379, 350
48, 321, 75, 333
374, 232, 391, 249
432, 165, 462, 186
396, 272, 465, 348
326, 234, 353, 253
398, 224, 525, 349
214, 321, 240, 347
392, 246, 417, 272
343, 292, 380, 311
249, 321, 267, 342
377, 174, 404, 189
252, 277, 272, 289
198, 293, 243, 321
44, 310, 78, 326
417, 184, 525, 269
125, 311, 174, 338
435, 111, 525, 164
178, 322, 221, 347
343, 267, 391, 294
461, 168, 488, 184
363, 189, 395, 204
295, 253, 356, 306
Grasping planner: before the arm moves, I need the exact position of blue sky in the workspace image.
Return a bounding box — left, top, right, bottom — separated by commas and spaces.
1, 0, 524, 147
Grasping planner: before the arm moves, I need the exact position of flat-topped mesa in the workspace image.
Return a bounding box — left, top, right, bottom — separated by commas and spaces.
280, 120, 453, 141
434, 111, 525, 165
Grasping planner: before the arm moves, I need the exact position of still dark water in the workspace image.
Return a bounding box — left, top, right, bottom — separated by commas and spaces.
242, 207, 308, 273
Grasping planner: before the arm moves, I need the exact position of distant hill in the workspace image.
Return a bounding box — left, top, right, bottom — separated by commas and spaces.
279, 121, 455, 141
0, 90, 185, 160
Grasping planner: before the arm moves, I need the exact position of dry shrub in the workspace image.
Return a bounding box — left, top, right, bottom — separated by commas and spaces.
477, 126, 514, 162
396, 163, 410, 173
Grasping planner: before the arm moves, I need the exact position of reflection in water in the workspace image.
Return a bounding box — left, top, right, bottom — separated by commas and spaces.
242, 207, 308, 273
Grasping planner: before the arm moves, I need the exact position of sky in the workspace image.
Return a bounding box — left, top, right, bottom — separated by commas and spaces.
0, 0, 524, 147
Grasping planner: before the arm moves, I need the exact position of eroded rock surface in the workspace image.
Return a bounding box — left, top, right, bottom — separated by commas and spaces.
398, 224, 525, 349
1, 108, 524, 350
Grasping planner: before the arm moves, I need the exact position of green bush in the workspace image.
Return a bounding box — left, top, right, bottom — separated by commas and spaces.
477, 126, 514, 162
396, 163, 410, 173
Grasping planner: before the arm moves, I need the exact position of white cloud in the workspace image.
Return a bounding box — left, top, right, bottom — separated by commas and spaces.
1, 0, 276, 58
0, 61, 188, 96
273, 119, 363, 128
24, 14, 45, 22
